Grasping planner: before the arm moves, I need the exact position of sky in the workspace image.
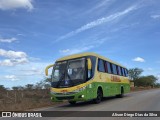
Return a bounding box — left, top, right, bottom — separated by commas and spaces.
0, 0, 160, 88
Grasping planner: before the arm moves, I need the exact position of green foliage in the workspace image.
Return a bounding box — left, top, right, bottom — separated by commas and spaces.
128, 68, 159, 87
134, 75, 158, 87
128, 68, 143, 80
25, 84, 34, 90
0, 85, 6, 91
45, 76, 52, 83
155, 83, 160, 88
12, 86, 24, 90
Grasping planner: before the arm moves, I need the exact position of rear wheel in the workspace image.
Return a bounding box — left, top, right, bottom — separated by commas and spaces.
93, 89, 103, 104
116, 87, 124, 98
69, 101, 76, 105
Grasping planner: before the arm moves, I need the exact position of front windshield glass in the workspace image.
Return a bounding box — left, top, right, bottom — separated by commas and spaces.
52, 61, 67, 82
51, 58, 86, 88
66, 58, 85, 80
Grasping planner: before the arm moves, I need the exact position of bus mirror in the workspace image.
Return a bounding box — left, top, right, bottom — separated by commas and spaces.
45, 64, 54, 76
87, 58, 92, 70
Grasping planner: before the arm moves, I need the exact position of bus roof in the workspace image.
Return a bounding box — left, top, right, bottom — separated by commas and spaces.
56, 52, 126, 68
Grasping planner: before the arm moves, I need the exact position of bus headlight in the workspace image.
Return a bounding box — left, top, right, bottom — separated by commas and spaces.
73, 86, 86, 93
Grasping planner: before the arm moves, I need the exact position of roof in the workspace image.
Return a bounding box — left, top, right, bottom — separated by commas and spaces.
56, 52, 126, 68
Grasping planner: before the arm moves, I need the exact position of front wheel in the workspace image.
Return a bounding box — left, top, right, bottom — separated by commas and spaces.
93, 89, 103, 104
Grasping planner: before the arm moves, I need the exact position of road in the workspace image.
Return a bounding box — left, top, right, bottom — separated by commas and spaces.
1, 88, 160, 120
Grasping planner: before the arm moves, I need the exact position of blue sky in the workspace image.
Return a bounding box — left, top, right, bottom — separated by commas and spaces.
0, 0, 160, 88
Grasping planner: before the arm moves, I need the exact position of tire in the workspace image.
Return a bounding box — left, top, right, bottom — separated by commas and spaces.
93, 89, 103, 104
116, 87, 124, 98
69, 101, 76, 105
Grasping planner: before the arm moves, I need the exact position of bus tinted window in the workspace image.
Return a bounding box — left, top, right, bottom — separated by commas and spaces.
122, 68, 125, 76
120, 67, 123, 75
106, 62, 112, 74
118, 66, 122, 76
98, 59, 105, 72
125, 69, 128, 77
112, 64, 117, 75
116, 65, 119, 75
104, 61, 108, 73
110, 63, 113, 74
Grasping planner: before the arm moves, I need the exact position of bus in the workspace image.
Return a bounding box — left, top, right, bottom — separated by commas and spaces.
45, 52, 130, 104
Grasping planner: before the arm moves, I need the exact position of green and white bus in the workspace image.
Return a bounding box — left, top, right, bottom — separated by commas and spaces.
45, 52, 130, 104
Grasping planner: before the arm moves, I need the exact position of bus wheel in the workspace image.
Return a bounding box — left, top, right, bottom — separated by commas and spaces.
116, 87, 124, 98
69, 101, 76, 105
94, 89, 103, 104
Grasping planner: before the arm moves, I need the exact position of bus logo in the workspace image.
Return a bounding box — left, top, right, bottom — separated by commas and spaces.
61, 90, 68, 92
65, 80, 69, 85
111, 76, 121, 82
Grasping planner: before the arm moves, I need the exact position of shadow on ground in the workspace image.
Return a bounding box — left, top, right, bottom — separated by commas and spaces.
55, 95, 131, 108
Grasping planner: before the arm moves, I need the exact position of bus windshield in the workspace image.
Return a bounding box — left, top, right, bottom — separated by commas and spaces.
51, 58, 86, 88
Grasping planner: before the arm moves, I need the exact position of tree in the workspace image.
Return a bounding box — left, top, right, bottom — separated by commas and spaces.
155, 83, 160, 88
128, 68, 143, 80
44, 84, 50, 89
135, 75, 157, 87
12, 86, 24, 91
25, 84, 34, 90
12, 87, 19, 91
34, 80, 48, 89
0, 85, 6, 92
44, 76, 52, 83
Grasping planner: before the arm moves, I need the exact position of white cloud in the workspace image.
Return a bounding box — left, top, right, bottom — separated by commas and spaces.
0, 58, 29, 66
59, 49, 70, 53
0, 0, 33, 11
0, 49, 27, 58
0, 37, 17, 43
5, 75, 19, 81
151, 15, 160, 19
56, 5, 138, 42
0, 49, 29, 66
132, 57, 145, 62
59, 45, 94, 55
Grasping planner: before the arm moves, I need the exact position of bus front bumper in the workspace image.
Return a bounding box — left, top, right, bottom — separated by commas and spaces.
50, 90, 88, 102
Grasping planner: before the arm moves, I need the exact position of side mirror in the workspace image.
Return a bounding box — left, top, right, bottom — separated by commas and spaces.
45, 64, 54, 76
87, 58, 92, 70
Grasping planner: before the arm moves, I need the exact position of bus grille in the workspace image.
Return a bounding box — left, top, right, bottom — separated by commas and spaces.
56, 96, 74, 100
55, 92, 75, 95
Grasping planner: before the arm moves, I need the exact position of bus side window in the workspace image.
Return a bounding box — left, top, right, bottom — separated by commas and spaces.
110, 63, 113, 74
106, 61, 112, 74
122, 68, 126, 76
125, 69, 128, 77
118, 66, 122, 76
116, 65, 119, 75
104, 61, 108, 73
112, 64, 117, 75
98, 59, 105, 72
120, 67, 123, 76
